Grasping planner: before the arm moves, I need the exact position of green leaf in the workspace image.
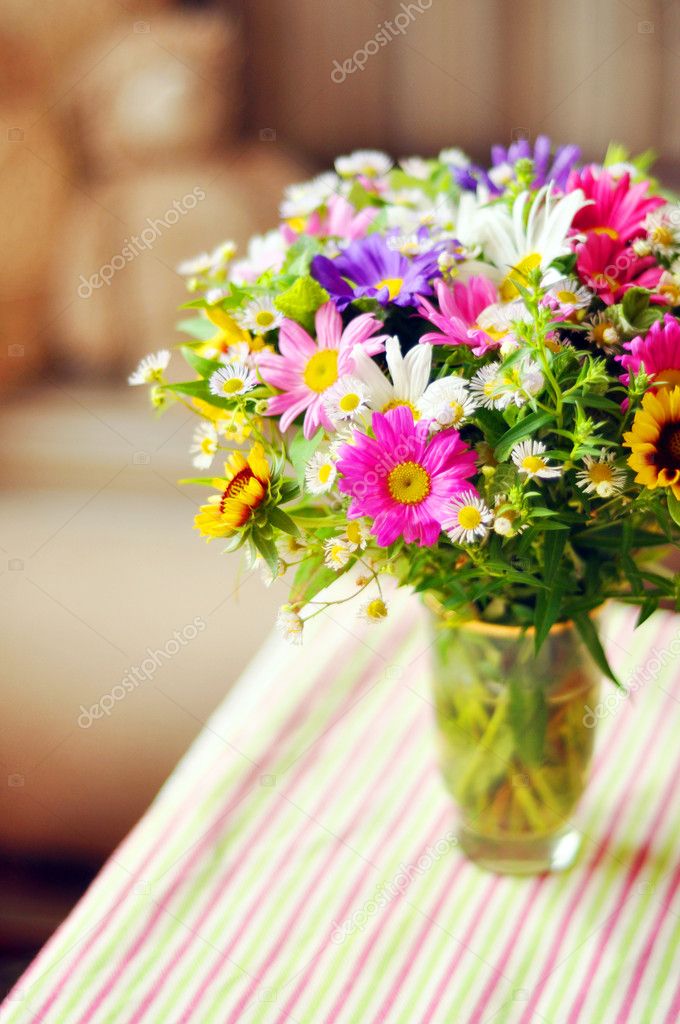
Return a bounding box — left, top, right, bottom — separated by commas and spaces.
251, 530, 279, 576
178, 477, 217, 487
494, 411, 554, 462
533, 530, 568, 651
574, 613, 622, 687
180, 345, 223, 380
291, 554, 340, 605
267, 507, 299, 537
288, 429, 324, 489
668, 490, 680, 528
274, 276, 329, 331
176, 316, 215, 341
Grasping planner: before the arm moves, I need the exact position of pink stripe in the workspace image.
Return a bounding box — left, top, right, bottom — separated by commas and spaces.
565, 753, 680, 1023
432, 610, 671, 1024
27, 618, 358, 1019
129, 685, 423, 1023
324, 808, 454, 1024
72, 614, 412, 1024
516, 617, 680, 1024
218, 760, 437, 1024
368, 859, 468, 1023
662, 951, 680, 1023
614, 858, 680, 1023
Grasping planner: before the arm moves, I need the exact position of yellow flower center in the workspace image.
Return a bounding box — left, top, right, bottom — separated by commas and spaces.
303, 349, 339, 393
255, 310, 276, 328
221, 467, 253, 505
449, 399, 464, 423
499, 252, 542, 302
382, 398, 420, 418
200, 437, 215, 455
346, 521, 362, 545
286, 216, 307, 233
522, 455, 546, 475
222, 377, 246, 395
458, 506, 482, 530
556, 289, 578, 304
375, 277, 404, 300
365, 598, 388, 620
588, 464, 614, 484
339, 392, 361, 413
651, 225, 674, 248
592, 226, 619, 240
318, 463, 333, 484
387, 461, 431, 504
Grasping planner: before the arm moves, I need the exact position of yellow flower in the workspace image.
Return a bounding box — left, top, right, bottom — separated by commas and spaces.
192, 398, 253, 444
198, 308, 271, 360
194, 443, 271, 539
624, 386, 680, 500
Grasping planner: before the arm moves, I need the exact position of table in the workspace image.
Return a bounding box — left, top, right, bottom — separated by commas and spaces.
2, 597, 680, 1023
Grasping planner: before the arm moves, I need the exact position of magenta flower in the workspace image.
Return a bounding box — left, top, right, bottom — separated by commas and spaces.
575, 234, 662, 306
336, 406, 477, 547
416, 276, 501, 355
619, 314, 680, 389
568, 168, 664, 243
259, 302, 386, 439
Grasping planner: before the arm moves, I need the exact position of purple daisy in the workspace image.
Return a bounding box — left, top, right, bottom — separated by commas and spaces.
451, 136, 581, 194
311, 234, 440, 311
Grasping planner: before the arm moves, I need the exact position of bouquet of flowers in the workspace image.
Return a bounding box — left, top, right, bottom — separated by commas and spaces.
130, 139, 680, 684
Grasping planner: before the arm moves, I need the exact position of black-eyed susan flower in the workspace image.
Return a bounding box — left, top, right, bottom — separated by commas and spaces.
624, 386, 680, 500
194, 443, 271, 540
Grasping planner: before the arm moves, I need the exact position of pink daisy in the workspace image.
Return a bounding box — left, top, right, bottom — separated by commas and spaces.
575, 233, 663, 306
416, 276, 501, 355
281, 195, 377, 244
336, 405, 477, 547
568, 167, 664, 243
619, 314, 680, 390
259, 302, 387, 439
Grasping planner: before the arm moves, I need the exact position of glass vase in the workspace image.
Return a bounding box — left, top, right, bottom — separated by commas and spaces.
428, 607, 601, 875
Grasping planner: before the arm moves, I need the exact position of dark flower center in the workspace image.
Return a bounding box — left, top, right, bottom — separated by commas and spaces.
655, 423, 680, 471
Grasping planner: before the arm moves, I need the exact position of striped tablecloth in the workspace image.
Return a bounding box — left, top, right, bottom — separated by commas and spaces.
3, 596, 680, 1024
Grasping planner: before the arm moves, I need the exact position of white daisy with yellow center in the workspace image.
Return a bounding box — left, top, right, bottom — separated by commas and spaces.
236, 295, 284, 335
511, 440, 562, 481
359, 597, 389, 623
576, 451, 627, 499
335, 150, 393, 179
190, 423, 219, 470
209, 363, 257, 399
443, 491, 492, 544
128, 350, 170, 386
323, 376, 371, 424
352, 336, 439, 420
344, 519, 370, 551
323, 537, 354, 571
419, 375, 479, 429
477, 185, 589, 301
277, 606, 304, 645
546, 277, 593, 312
305, 449, 337, 495
644, 206, 680, 258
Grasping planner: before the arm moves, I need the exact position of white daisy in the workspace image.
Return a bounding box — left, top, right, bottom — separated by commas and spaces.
277, 606, 304, 645
359, 597, 389, 623
323, 376, 371, 423
280, 172, 341, 219
477, 185, 589, 300
230, 230, 287, 285
443, 491, 493, 544
128, 350, 170, 386
469, 363, 508, 409
190, 423, 218, 470
235, 296, 284, 335
511, 440, 562, 481
352, 336, 435, 420
323, 537, 354, 570
399, 157, 432, 180
335, 150, 392, 179
576, 451, 627, 499
208, 363, 257, 398
644, 206, 680, 258
439, 147, 471, 169
544, 277, 593, 314
344, 519, 370, 551
419, 376, 478, 429
305, 450, 337, 494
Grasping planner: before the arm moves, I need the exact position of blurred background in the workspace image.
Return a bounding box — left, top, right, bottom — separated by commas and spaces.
0, 0, 677, 994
